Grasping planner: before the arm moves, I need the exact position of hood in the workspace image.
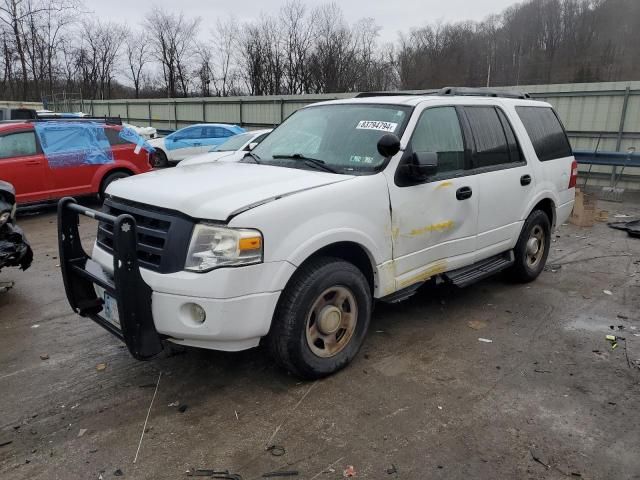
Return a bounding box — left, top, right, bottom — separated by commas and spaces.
106, 162, 353, 221
147, 137, 165, 148
177, 151, 235, 167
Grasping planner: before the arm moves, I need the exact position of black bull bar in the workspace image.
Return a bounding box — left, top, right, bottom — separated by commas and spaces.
57, 197, 163, 359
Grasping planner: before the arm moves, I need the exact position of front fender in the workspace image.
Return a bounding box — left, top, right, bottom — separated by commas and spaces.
90, 161, 144, 192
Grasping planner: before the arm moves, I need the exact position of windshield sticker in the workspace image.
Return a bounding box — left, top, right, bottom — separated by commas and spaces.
356, 120, 398, 133
349, 155, 374, 164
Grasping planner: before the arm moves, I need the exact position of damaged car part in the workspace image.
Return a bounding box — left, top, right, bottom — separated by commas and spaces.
0, 181, 33, 272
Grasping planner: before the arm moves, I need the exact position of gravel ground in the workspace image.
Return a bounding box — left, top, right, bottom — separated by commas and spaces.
1, 198, 639, 480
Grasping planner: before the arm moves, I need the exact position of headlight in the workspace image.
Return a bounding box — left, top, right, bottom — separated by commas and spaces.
0, 210, 10, 226
184, 224, 263, 272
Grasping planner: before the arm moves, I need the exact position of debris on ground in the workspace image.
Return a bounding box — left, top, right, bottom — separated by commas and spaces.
266, 445, 285, 457
529, 449, 550, 470
113, 469, 123, 476
467, 320, 487, 330
0, 281, 14, 293
39, 353, 49, 360
186, 468, 242, 478
78, 428, 87, 437
386, 464, 397, 475
0, 440, 12, 448
544, 264, 562, 272
603, 290, 613, 296
178, 404, 188, 413
96, 363, 107, 372
343, 465, 357, 477
262, 470, 299, 477
478, 338, 493, 343
608, 219, 640, 238
168, 401, 180, 407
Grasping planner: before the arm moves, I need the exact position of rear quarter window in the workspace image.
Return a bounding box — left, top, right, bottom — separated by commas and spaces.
516, 106, 572, 161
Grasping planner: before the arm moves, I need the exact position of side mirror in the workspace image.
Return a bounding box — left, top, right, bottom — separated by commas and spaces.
247, 142, 258, 151
409, 152, 438, 178
377, 134, 401, 158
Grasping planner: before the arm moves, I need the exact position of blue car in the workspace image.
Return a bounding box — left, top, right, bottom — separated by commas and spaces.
149, 123, 245, 166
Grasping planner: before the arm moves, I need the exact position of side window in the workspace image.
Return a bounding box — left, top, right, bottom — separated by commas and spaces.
178, 127, 196, 139
411, 107, 465, 174
104, 128, 129, 146
0, 131, 38, 159
516, 106, 572, 161
464, 106, 511, 168
497, 109, 523, 163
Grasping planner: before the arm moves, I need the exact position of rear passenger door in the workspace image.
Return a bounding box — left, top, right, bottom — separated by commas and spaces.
462, 105, 535, 259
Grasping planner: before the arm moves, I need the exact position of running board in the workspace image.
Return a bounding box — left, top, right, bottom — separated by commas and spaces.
443, 251, 514, 287
379, 282, 423, 303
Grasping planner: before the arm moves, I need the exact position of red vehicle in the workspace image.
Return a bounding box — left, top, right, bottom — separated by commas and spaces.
0, 121, 153, 205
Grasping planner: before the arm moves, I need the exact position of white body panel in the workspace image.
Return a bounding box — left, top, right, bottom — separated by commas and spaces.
95, 94, 575, 351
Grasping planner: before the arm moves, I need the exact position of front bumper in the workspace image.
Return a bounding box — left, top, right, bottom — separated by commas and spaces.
58, 197, 163, 359
58, 198, 292, 358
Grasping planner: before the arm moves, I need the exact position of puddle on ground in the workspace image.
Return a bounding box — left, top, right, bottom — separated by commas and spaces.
566, 313, 616, 332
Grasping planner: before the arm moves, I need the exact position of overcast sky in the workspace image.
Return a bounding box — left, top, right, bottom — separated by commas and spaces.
85, 0, 523, 43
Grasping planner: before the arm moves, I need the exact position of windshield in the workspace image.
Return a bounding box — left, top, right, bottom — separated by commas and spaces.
211, 132, 253, 152
252, 104, 412, 174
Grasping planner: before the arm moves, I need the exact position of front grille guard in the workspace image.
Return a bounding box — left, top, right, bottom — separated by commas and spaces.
58, 197, 163, 360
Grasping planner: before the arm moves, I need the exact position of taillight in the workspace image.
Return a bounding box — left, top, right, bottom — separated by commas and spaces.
568, 159, 578, 188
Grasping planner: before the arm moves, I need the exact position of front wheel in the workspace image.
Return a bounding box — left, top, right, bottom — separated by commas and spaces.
509, 209, 551, 283
99, 171, 130, 200
151, 149, 169, 168
266, 257, 372, 379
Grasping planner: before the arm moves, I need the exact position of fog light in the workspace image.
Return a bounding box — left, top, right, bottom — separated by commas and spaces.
189, 303, 206, 323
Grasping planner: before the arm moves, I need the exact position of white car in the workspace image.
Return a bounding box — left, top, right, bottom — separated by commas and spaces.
58, 88, 576, 379
178, 129, 272, 167
148, 123, 245, 166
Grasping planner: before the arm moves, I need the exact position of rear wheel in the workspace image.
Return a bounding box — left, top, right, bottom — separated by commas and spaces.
99, 171, 130, 200
266, 257, 372, 379
509, 209, 551, 282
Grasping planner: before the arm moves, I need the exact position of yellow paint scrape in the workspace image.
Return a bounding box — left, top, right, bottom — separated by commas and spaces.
436, 181, 453, 189
409, 220, 454, 236
398, 260, 448, 289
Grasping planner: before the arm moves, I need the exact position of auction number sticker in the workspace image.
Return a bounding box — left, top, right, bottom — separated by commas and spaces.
356, 120, 398, 132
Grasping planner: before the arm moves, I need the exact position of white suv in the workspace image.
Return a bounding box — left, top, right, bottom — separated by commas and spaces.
58, 88, 577, 379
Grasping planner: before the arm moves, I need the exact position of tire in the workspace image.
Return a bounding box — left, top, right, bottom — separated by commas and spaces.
266, 256, 372, 379
99, 171, 131, 200
152, 149, 169, 168
509, 209, 551, 283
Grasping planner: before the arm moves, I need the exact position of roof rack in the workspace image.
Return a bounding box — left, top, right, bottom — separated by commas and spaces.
355, 90, 435, 98
1, 116, 122, 125
437, 87, 531, 99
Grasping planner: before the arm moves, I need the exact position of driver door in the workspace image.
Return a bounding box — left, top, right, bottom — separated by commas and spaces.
385, 106, 479, 290
167, 127, 202, 161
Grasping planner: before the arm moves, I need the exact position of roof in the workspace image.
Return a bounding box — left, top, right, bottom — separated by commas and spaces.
309, 94, 549, 108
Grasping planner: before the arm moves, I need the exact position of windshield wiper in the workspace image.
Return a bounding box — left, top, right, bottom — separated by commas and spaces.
243, 151, 262, 164
272, 153, 339, 173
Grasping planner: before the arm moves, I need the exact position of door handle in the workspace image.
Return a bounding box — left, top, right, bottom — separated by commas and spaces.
520, 174, 532, 186
193, 142, 202, 146
25, 159, 40, 165
456, 186, 472, 200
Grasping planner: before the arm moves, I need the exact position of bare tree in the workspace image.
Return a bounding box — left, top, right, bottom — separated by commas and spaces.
212, 17, 240, 96
125, 30, 150, 98
144, 9, 200, 97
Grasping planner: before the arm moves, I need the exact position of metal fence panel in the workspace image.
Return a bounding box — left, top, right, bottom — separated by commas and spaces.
45, 82, 640, 189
